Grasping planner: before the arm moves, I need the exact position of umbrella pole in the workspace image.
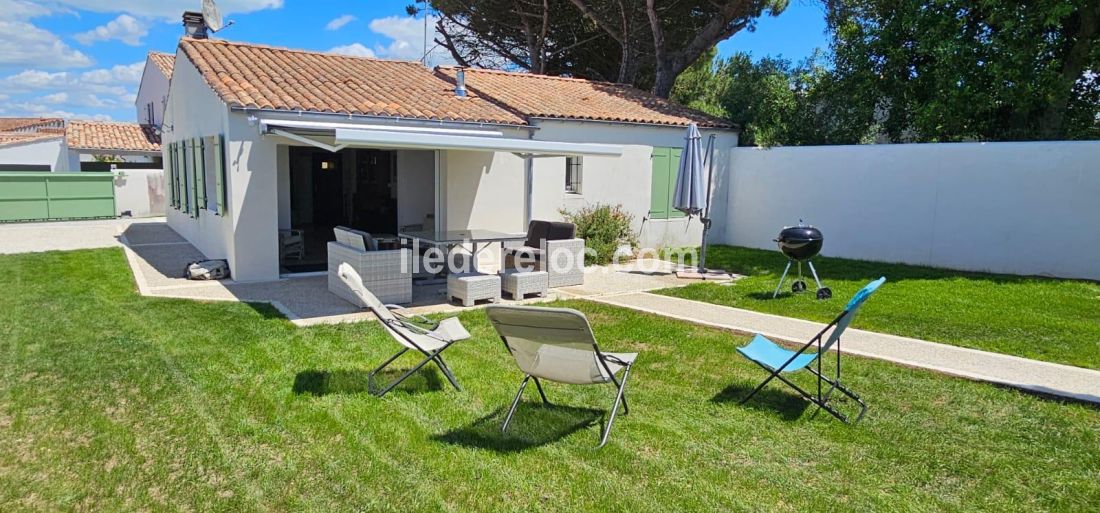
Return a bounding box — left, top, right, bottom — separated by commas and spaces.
699, 135, 716, 274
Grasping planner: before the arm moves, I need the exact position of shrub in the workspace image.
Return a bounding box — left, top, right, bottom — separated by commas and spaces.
560, 204, 639, 265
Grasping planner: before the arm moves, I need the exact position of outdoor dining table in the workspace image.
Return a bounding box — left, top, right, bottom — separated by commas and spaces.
398, 228, 527, 274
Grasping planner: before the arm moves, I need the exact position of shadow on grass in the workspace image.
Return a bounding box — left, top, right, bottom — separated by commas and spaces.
244, 301, 292, 321
433, 404, 602, 452
293, 367, 444, 396
711, 381, 811, 421
698, 245, 1080, 286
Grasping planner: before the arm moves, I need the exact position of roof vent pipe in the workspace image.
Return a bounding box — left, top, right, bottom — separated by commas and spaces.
455, 68, 468, 98
183, 11, 208, 39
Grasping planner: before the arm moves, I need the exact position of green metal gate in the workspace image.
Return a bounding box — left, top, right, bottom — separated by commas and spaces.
0, 172, 116, 222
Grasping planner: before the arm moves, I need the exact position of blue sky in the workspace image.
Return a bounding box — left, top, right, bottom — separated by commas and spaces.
0, 0, 828, 122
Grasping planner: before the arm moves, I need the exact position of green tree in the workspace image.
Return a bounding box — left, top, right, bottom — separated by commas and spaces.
672, 50, 872, 146
827, 0, 1100, 141
417, 1, 788, 97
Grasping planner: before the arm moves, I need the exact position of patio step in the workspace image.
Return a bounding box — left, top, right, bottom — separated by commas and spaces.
590, 292, 1100, 404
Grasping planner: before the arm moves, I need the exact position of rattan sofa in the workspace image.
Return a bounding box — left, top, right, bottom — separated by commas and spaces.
503, 221, 585, 288
328, 226, 413, 305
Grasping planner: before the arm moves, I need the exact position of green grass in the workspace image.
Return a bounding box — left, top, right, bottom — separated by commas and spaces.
660, 245, 1100, 370
1, 248, 1098, 511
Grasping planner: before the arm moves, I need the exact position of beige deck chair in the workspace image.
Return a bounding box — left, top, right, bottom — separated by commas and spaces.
338, 263, 470, 396
485, 305, 638, 448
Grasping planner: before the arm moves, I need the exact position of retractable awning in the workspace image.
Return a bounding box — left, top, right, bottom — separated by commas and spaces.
260, 118, 623, 157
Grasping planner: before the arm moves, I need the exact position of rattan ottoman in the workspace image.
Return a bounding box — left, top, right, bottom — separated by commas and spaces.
448, 272, 501, 307
500, 269, 549, 300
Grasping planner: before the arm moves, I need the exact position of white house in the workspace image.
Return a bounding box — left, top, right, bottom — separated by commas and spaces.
64, 120, 162, 171
0, 118, 67, 171
136, 52, 174, 127
161, 35, 738, 282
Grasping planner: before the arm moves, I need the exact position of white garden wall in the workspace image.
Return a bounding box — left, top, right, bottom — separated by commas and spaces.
722, 141, 1100, 281
113, 169, 165, 218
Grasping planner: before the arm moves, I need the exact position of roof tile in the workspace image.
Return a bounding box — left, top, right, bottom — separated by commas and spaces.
178, 38, 729, 129
436, 67, 731, 128
178, 38, 526, 125
65, 121, 161, 153
148, 52, 176, 79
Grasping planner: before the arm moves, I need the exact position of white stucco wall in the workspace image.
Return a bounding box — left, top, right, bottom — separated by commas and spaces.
0, 138, 68, 171
136, 57, 171, 126
723, 141, 1100, 281
531, 120, 738, 249
162, 53, 236, 276
113, 169, 165, 217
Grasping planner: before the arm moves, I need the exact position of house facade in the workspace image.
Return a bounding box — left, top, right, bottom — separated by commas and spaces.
136, 52, 174, 127
162, 37, 738, 282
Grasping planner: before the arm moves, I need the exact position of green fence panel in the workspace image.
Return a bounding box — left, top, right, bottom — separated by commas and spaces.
0, 175, 50, 222
0, 172, 116, 222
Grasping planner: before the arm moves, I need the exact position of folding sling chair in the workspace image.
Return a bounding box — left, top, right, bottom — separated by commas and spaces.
337, 263, 471, 397
485, 305, 638, 448
736, 277, 886, 423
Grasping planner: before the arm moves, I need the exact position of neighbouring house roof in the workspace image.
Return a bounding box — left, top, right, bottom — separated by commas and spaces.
148, 51, 176, 78
0, 117, 65, 133
66, 121, 162, 153
177, 38, 731, 129
178, 38, 527, 125
0, 132, 63, 148
436, 67, 732, 128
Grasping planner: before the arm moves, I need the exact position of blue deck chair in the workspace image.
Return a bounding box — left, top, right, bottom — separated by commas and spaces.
736, 277, 886, 423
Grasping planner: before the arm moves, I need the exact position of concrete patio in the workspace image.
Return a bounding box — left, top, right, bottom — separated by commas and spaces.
118, 221, 703, 326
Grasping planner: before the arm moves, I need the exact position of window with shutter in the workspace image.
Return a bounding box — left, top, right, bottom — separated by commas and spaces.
214, 135, 227, 215
649, 147, 685, 220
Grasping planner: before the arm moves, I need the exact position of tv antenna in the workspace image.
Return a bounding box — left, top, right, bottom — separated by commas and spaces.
202, 0, 235, 33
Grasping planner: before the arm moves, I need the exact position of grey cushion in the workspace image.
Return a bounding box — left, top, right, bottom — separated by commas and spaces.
546, 221, 575, 241
524, 220, 550, 249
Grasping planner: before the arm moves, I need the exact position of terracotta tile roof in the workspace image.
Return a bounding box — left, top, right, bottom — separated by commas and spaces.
437, 67, 731, 128
178, 38, 527, 125
0, 117, 65, 132
148, 52, 175, 78
0, 132, 63, 148
65, 121, 162, 153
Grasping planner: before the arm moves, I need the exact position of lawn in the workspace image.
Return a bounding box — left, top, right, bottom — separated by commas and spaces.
1, 248, 1098, 511
660, 245, 1100, 370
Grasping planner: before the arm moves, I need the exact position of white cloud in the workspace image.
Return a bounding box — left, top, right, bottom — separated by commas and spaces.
0, 21, 93, 69
42, 92, 68, 104
0, 61, 144, 120
365, 15, 453, 66
326, 14, 356, 31
0, 0, 52, 19
80, 62, 145, 85
328, 43, 376, 59
75, 14, 148, 46
368, 16, 429, 61
21, 0, 283, 20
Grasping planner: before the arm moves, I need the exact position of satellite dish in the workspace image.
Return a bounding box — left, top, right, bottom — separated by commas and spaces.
202, 0, 225, 33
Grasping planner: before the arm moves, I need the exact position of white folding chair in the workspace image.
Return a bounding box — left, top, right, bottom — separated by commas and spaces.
338, 263, 470, 396
485, 305, 638, 448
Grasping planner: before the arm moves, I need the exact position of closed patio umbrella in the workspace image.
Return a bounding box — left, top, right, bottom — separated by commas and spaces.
672, 123, 708, 217
672, 124, 725, 279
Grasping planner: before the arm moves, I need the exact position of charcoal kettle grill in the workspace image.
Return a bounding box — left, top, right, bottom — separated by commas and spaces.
773, 221, 832, 300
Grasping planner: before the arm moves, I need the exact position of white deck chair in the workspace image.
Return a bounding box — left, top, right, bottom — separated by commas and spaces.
485, 305, 638, 448
338, 263, 470, 396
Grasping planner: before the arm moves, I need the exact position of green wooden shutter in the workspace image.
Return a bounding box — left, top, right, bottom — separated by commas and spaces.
668, 148, 686, 218
173, 142, 182, 209
166, 143, 174, 208
188, 138, 200, 218
650, 147, 670, 219
182, 140, 191, 215
194, 137, 206, 213
214, 135, 226, 215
